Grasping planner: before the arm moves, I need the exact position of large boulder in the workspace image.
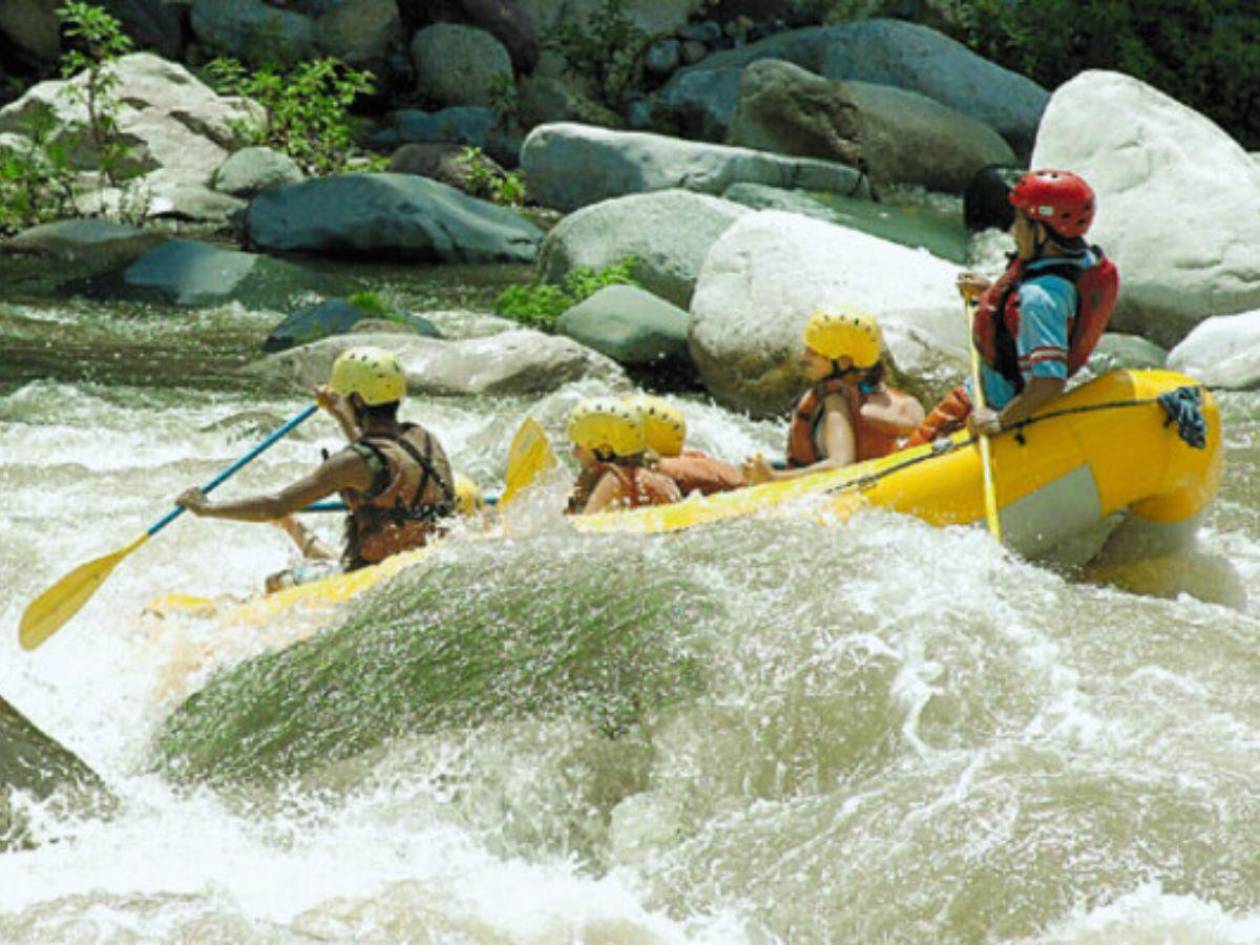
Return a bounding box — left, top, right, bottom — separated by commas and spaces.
190, 0, 316, 64
1, 218, 168, 270
816, 19, 1048, 159
1167, 310, 1260, 390
556, 284, 689, 366
722, 183, 969, 263
264, 298, 441, 351
314, 0, 402, 71
521, 122, 872, 213
726, 59, 863, 168
689, 210, 964, 415
245, 173, 542, 263
77, 239, 353, 308
1033, 71, 1260, 347
251, 329, 628, 396
655, 20, 1047, 156
538, 190, 750, 308
2, 696, 110, 853
410, 23, 513, 109
369, 106, 498, 150
847, 80, 1016, 193
0, 53, 264, 185
0, 0, 60, 72
101, 0, 185, 60
455, 0, 539, 73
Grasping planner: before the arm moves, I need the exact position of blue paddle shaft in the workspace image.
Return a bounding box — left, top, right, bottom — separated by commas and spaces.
148, 404, 319, 536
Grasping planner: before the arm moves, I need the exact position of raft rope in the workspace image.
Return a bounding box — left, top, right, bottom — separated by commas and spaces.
823, 384, 1208, 499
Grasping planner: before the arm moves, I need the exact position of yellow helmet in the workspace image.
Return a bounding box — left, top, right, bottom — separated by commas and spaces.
567, 397, 646, 457
626, 394, 686, 457
329, 346, 406, 406
452, 471, 484, 515
802, 305, 882, 368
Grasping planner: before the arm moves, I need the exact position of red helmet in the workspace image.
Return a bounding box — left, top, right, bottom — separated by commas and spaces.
1009, 169, 1096, 238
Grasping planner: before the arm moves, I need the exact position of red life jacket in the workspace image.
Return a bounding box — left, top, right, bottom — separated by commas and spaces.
786, 378, 907, 468
973, 246, 1119, 393
657, 450, 746, 496
340, 423, 456, 569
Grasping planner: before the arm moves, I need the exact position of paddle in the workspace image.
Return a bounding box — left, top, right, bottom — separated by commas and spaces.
19, 404, 318, 651
499, 416, 557, 505
966, 298, 1003, 541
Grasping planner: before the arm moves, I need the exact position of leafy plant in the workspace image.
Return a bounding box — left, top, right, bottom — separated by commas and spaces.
494, 258, 640, 332
0, 110, 78, 234
205, 56, 376, 175
58, 1, 136, 187
460, 145, 527, 207
546, 0, 650, 109
954, 0, 1260, 149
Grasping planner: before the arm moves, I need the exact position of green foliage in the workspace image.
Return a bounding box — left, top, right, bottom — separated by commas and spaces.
0, 109, 78, 235
494, 258, 640, 332
546, 0, 649, 109
956, 0, 1260, 149
205, 56, 376, 175
58, 1, 136, 187
460, 146, 527, 207
348, 290, 392, 318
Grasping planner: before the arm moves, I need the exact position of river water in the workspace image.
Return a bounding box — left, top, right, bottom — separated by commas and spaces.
3, 261, 1260, 944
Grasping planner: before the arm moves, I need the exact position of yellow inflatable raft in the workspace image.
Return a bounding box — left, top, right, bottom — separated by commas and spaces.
150, 370, 1220, 626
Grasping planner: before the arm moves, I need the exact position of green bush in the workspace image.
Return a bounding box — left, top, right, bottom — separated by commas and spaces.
0, 110, 78, 234
956, 0, 1260, 149
494, 258, 640, 332
546, 0, 649, 109
204, 56, 375, 175
461, 146, 527, 207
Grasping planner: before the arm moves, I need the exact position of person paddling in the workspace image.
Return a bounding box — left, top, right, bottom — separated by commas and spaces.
627, 394, 746, 497
743, 306, 923, 485
566, 398, 683, 514
906, 169, 1119, 445
177, 346, 457, 584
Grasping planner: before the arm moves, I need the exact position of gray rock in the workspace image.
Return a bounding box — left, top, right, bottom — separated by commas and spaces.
1, 219, 168, 269
213, 146, 306, 198
252, 329, 628, 396
817, 19, 1049, 160
516, 75, 624, 130
145, 178, 249, 224
374, 107, 498, 149
556, 284, 689, 365
101, 0, 185, 60
539, 189, 750, 308
0, 0, 60, 71
847, 80, 1017, 193
689, 210, 964, 415
2, 696, 110, 853
411, 23, 513, 109
264, 298, 441, 351
653, 66, 745, 142
680, 40, 709, 66
521, 122, 872, 213
245, 173, 542, 263
645, 38, 682, 78
679, 20, 722, 44
1086, 333, 1167, 374
315, 0, 401, 70
1168, 309, 1260, 389
1034, 70, 1260, 347
722, 182, 969, 263
726, 59, 862, 168
0, 53, 265, 186
83, 239, 352, 308
190, 0, 317, 64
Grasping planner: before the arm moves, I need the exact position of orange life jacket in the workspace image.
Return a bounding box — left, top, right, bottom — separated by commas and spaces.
904, 384, 972, 448
587, 462, 682, 511
340, 423, 455, 569
786, 378, 907, 467
658, 450, 745, 496
973, 247, 1119, 393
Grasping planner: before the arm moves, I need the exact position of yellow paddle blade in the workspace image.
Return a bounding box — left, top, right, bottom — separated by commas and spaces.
500, 417, 557, 506
19, 532, 150, 651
